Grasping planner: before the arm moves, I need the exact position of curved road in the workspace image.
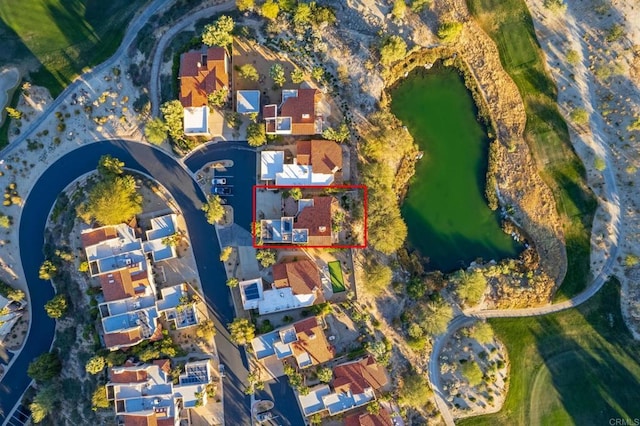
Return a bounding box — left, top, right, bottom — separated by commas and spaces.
0, 140, 253, 424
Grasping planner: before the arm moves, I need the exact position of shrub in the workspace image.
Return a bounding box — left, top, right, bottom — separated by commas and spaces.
594, 156, 606, 171
202, 15, 234, 47
44, 294, 68, 319
145, 118, 168, 144
379, 35, 407, 65
566, 49, 580, 66
85, 355, 106, 375
543, 0, 567, 12
461, 360, 484, 386
238, 64, 259, 81
247, 122, 266, 147
269, 64, 286, 87
220, 246, 233, 262
570, 108, 589, 126
438, 21, 463, 42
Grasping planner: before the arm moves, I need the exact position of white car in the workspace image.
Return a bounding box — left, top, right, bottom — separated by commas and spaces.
219, 364, 226, 378
212, 177, 226, 185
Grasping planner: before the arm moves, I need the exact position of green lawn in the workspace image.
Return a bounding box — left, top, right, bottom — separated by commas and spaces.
467, 0, 596, 301
328, 261, 346, 293
458, 278, 640, 425
0, 0, 146, 97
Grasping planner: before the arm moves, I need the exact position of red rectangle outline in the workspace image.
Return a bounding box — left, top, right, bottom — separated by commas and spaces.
252, 184, 368, 249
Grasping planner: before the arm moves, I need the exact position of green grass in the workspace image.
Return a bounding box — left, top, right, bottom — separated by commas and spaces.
467, 0, 596, 301
458, 278, 640, 425
328, 261, 346, 293
0, 0, 146, 97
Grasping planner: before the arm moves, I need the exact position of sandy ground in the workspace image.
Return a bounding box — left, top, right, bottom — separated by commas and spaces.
524, 0, 640, 338
439, 325, 508, 418
0, 67, 20, 125
0, 53, 151, 296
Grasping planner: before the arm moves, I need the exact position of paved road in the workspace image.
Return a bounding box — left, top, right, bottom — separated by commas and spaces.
0, 0, 172, 159
0, 140, 253, 425
149, 1, 235, 117
184, 142, 306, 426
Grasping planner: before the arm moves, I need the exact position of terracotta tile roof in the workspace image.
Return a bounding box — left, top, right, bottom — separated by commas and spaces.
291, 317, 334, 366
280, 89, 319, 135
333, 355, 389, 395
272, 259, 324, 303
296, 140, 342, 175
344, 408, 394, 426
123, 415, 158, 426
152, 359, 171, 374
179, 47, 228, 107
104, 329, 142, 349
110, 367, 148, 384
81, 227, 117, 247
295, 197, 334, 238
100, 270, 150, 302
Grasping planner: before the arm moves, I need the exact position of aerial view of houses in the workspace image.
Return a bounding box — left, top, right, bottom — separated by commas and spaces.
1, 0, 640, 426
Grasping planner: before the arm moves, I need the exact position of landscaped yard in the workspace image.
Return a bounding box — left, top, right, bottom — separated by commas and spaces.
458, 278, 640, 426
328, 260, 346, 293
0, 0, 145, 96
467, 0, 596, 301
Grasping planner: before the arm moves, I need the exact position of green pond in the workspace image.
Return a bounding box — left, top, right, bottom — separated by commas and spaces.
391, 66, 520, 271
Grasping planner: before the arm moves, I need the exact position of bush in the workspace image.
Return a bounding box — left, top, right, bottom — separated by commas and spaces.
461, 360, 484, 386
437, 21, 463, 42
543, 0, 567, 12
44, 294, 68, 319
145, 118, 168, 144
202, 15, 234, 47
256, 249, 277, 268
85, 355, 106, 375
594, 156, 606, 171
247, 122, 266, 147
570, 108, 589, 126
220, 246, 233, 262
238, 64, 259, 81
269, 64, 286, 87
605, 24, 625, 42
202, 195, 225, 224
379, 35, 407, 66
566, 50, 580, 66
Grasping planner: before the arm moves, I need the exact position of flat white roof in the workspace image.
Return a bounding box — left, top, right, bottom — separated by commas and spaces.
258, 287, 315, 315
275, 164, 334, 186
237, 90, 260, 114
183, 106, 209, 135
261, 151, 285, 180
298, 384, 331, 415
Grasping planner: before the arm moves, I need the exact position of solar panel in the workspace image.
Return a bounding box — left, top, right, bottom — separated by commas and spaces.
243, 283, 260, 300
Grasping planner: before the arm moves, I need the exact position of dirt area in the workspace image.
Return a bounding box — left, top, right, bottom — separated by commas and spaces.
1, 314, 28, 351
439, 324, 508, 418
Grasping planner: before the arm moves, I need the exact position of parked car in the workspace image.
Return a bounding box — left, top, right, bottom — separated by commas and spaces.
212, 186, 232, 196
219, 364, 226, 378
212, 177, 226, 185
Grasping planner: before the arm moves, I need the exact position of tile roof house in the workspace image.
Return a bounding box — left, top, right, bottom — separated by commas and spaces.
296, 356, 389, 417
106, 360, 214, 426
260, 197, 336, 246
179, 47, 228, 108
239, 259, 325, 314
260, 140, 343, 185
178, 47, 229, 137
81, 215, 197, 351
251, 316, 334, 368
263, 88, 322, 135
344, 407, 394, 426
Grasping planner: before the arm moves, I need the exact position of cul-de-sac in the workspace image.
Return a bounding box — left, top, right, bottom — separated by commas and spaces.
0, 0, 639, 425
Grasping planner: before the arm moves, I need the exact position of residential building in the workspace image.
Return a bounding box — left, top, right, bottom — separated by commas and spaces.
81, 215, 198, 351
251, 316, 334, 368
178, 46, 229, 137
297, 355, 389, 417
106, 359, 214, 426
263, 88, 322, 135
260, 139, 343, 185
238, 259, 325, 314
344, 407, 394, 426
261, 197, 335, 246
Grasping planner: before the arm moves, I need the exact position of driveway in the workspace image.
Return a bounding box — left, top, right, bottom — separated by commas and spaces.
0, 140, 251, 425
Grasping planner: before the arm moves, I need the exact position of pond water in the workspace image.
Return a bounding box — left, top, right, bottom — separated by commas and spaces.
391, 65, 520, 271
